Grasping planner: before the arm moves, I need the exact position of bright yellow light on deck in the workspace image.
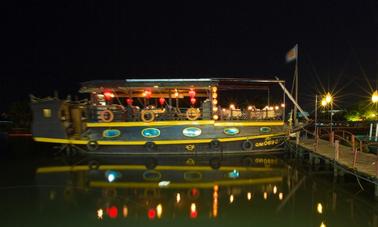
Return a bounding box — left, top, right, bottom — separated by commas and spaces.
274, 106, 279, 110
191, 203, 197, 212
320, 221, 326, 227
213, 115, 219, 120
273, 186, 277, 194
97, 209, 104, 219
281, 103, 285, 108
229, 194, 234, 203
263, 192, 268, 200
156, 204, 163, 218
229, 104, 235, 110
213, 106, 218, 112
247, 106, 253, 110
325, 92, 333, 104
176, 193, 181, 203
212, 87, 217, 92
247, 192, 252, 200
279, 192, 283, 200
372, 90, 378, 103
317, 203, 323, 214
213, 99, 218, 105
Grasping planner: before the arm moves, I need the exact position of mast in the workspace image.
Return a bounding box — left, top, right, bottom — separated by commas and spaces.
293, 45, 299, 126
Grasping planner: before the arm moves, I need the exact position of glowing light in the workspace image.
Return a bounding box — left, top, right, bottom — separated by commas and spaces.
317, 203, 323, 214
263, 192, 268, 200
144, 89, 152, 99
269, 106, 274, 111
222, 108, 226, 112
105, 170, 121, 183
247, 192, 252, 200
153, 85, 159, 88
213, 106, 218, 112
321, 98, 327, 107
325, 92, 333, 104
229, 194, 234, 203
174, 89, 179, 97
103, 91, 115, 100
229, 104, 235, 110
159, 97, 165, 105
190, 97, 196, 105
213, 185, 218, 218
122, 206, 128, 217
97, 209, 104, 219
126, 98, 133, 105
190, 188, 200, 197
213, 99, 218, 105
156, 204, 163, 218
158, 181, 170, 187
281, 103, 285, 108
148, 208, 156, 220
320, 221, 326, 227
212, 93, 218, 99
273, 185, 277, 194
213, 115, 219, 120
107, 206, 118, 219
228, 169, 240, 179
190, 203, 198, 219
372, 90, 378, 103
189, 88, 196, 98
279, 192, 283, 200
275, 106, 279, 110
176, 193, 181, 203
247, 105, 253, 110
212, 87, 217, 92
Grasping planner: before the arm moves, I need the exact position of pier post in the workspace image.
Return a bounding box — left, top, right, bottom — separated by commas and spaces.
352, 135, 358, 168
329, 131, 334, 146
334, 140, 340, 177
295, 131, 300, 147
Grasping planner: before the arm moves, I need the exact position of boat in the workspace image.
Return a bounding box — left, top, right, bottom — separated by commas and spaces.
30, 78, 292, 154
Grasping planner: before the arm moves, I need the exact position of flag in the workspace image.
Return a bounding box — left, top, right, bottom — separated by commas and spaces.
286, 44, 298, 63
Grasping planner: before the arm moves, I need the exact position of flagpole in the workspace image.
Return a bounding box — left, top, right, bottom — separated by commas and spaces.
293, 44, 298, 126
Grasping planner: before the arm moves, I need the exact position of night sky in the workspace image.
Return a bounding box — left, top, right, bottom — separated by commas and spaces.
1, 1, 377, 112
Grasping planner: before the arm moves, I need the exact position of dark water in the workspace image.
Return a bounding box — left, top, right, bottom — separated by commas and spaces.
1, 138, 378, 227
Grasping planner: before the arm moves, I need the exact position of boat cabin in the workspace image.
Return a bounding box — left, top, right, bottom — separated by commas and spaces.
79, 78, 286, 123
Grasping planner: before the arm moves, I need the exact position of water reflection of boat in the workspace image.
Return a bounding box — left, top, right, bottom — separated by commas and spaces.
35, 154, 288, 220
30, 78, 290, 154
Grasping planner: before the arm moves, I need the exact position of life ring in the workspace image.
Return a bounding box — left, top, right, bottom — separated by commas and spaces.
87, 140, 99, 151
145, 142, 157, 152
141, 110, 155, 122
99, 110, 114, 122
241, 140, 253, 151
209, 139, 221, 151
186, 108, 200, 121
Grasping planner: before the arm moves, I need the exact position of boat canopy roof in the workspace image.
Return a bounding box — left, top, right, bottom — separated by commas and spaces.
79, 78, 285, 93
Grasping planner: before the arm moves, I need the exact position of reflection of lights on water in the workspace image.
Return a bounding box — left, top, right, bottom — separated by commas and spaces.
320, 221, 326, 227
176, 193, 181, 203
317, 203, 323, 214
122, 206, 128, 217
273, 186, 277, 194
156, 204, 163, 218
213, 185, 218, 218
190, 203, 198, 218
97, 209, 104, 219
148, 208, 156, 220
279, 192, 283, 200
263, 192, 268, 200
107, 206, 118, 219
158, 181, 170, 187
247, 192, 252, 200
229, 194, 234, 203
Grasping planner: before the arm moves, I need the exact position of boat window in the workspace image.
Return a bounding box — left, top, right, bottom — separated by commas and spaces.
42, 108, 52, 118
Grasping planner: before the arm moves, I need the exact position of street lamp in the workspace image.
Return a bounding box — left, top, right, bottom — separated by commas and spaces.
372, 90, 378, 103
324, 92, 334, 132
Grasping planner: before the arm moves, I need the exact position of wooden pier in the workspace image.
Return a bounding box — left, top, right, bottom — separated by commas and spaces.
289, 128, 378, 199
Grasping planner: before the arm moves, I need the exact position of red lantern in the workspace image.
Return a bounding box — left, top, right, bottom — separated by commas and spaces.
190, 97, 196, 105
188, 88, 196, 98
145, 90, 152, 99
103, 91, 114, 101
126, 98, 133, 105
107, 206, 118, 219
159, 97, 165, 105
148, 208, 156, 220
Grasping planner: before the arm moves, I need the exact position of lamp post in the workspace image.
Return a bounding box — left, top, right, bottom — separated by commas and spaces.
325, 92, 333, 132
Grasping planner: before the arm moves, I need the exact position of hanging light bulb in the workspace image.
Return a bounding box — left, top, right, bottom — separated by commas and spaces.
159, 97, 165, 105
